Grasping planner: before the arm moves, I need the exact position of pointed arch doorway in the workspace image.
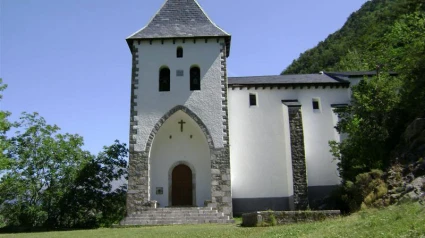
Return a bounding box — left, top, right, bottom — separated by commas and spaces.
172, 164, 193, 206
149, 108, 211, 207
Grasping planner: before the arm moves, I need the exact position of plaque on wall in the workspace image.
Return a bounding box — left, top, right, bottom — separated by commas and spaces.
176, 70, 184, 77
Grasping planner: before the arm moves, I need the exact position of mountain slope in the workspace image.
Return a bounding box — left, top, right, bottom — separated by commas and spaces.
282, 0, 425, 74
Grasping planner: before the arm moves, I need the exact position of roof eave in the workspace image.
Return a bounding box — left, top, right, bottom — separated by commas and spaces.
228, 82, 351, 88
126, 35, 231, 57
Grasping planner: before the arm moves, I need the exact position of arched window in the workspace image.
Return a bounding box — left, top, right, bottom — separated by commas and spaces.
190, 66, 201, 91
177, 47, 183, 58
159, 67, 170, 92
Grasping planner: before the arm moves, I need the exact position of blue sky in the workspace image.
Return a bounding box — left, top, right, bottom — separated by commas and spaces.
0, 0, 366, 154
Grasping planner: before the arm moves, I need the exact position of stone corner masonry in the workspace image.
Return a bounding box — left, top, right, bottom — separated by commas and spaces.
286, 103, 309, 210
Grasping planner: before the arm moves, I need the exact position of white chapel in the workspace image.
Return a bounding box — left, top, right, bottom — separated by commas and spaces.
122, 0, 359, 224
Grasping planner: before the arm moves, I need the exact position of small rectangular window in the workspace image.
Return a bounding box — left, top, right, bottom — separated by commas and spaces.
159, 67, 170, 92
190, 67, 201, 91
249, 94, 257, 106
312, 99, 320, 110
177, 47, 183, 58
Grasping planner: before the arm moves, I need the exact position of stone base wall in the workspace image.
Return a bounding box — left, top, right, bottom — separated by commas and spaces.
232, 197, 293, 216
126, 151, 149, 215
210, 148, 232, 217
242, 210, 340, 227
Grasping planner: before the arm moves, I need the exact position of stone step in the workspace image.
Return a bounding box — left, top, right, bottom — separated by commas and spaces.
128, 216, 226, 220
125, 216, 230, 221
120, 207, 233, 226
132, 207, 214, 213
125, 217, 229, 222
131, 210, 219, 214
162, 207, 213, 210
129, 212, 222, 217
127, 214, 228, 219
128, 212, 221, 217
121, 219, 234, 226
131, 212, 223, 216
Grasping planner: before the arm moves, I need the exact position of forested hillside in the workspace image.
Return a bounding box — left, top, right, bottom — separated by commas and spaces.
282, 0, 425, 213
282, 0, 424, 74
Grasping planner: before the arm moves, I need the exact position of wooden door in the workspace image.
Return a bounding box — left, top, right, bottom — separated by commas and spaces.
172, 164, 193, 206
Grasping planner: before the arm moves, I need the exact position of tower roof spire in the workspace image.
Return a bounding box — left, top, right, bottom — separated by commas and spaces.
127, 0, 231, 56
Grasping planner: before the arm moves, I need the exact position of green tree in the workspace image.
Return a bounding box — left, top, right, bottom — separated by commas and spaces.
329, 11, 425, 182
386, 11, 425, 120
0, 112, 93, 227
55, 141, 128, 228
283, 0, 425, 184
0, 78, 10, 228
330, 49, 370, 72
282, 0, 425, 75
330, 73, 402, 182
0, 79, 12, 171
0, 112, 128, 229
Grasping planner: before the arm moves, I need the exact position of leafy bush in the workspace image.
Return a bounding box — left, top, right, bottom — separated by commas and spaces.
330, 73, 402, 182
328, 170, 388, 213
0, 215, 5, 228
269, 213, 277, 226
0, 112, 128, 230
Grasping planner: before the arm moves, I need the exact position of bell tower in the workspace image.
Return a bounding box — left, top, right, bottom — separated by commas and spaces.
124, 0, 233, 218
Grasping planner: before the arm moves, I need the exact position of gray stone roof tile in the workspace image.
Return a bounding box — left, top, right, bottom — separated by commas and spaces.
228, 74, 349, 86
326, 71, 398, 78
127, 0, 231, 56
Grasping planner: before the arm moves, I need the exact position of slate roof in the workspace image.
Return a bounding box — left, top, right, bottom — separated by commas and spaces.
127, 0, 231, 56
228, 74, 350, 86
326, 71, 398, 78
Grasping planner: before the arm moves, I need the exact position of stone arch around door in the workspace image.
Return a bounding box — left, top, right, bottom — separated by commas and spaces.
168, 161, 196, 206
145, 105, 215, 154
148, 105, 212, 207
129, 104, 232, 216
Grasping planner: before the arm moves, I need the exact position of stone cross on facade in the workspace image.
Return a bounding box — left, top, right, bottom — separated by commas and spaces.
178, 120, 186, 132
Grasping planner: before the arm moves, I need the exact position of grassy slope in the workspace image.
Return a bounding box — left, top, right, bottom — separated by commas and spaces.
1, 203, 424, 238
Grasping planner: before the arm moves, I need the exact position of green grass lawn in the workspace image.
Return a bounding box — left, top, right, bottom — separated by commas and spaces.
1, 203, 424, 238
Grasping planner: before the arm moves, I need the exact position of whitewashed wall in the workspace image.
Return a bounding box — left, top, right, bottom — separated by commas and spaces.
228, 87, 350, 199
149, 111, 211, 207
133, 39, 226, 152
